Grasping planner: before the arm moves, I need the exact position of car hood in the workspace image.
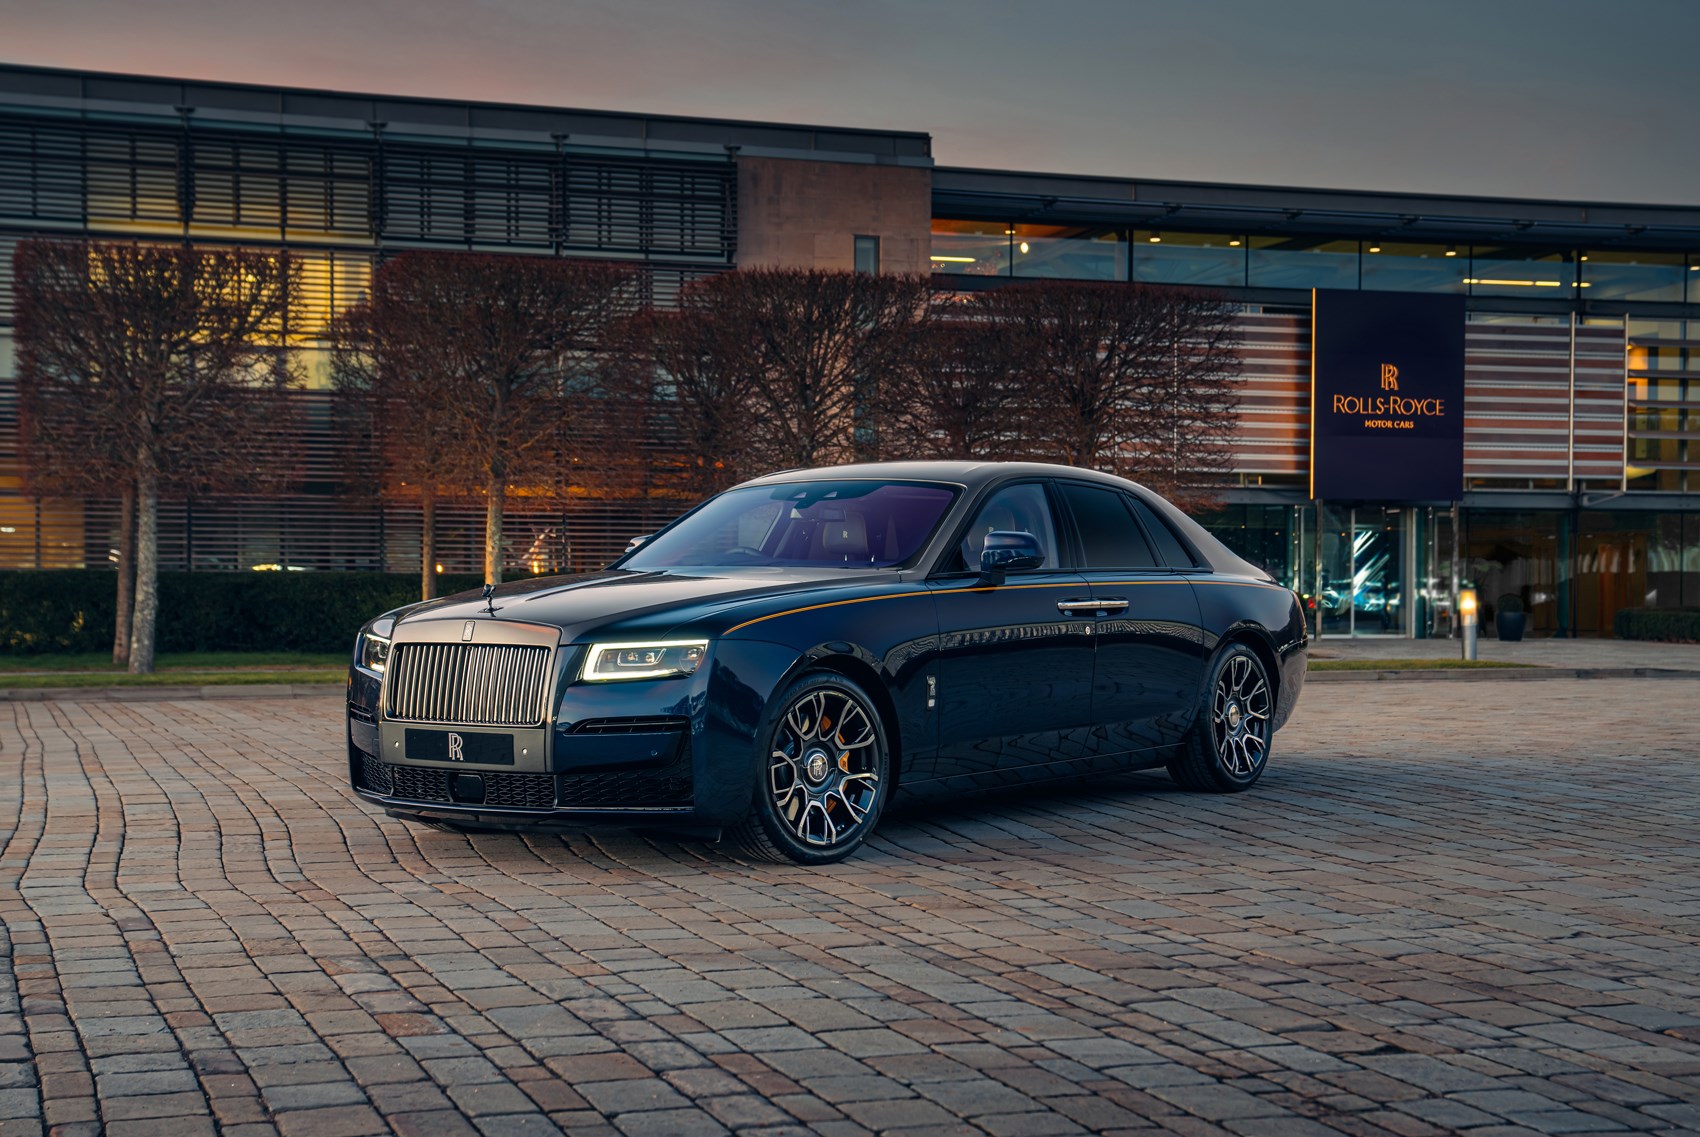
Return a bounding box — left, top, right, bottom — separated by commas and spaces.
395, 568, 899, 642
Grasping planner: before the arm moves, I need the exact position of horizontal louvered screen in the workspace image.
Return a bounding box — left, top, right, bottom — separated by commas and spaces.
0, 110, 735, 256
1463, 323, 1626, 483
385, 642, 554, 726
1232, 311, 1310, 477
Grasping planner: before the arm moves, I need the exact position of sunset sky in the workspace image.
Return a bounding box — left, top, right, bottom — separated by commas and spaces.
3, 0, 1695, 203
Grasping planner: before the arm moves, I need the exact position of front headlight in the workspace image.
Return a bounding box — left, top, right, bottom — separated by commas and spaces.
581, 639, 707, 682
358, 617, 395, 673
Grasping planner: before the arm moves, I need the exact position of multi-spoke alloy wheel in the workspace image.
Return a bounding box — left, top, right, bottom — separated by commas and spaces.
730, 673, 890, 864
1168, 644, 1275, 792
1211, 651, 1272, 778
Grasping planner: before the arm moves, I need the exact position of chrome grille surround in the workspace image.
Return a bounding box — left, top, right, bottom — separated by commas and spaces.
385, 641, 553, 726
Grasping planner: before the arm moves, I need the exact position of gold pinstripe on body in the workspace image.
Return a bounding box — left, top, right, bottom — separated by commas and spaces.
722, 577, 1283, 636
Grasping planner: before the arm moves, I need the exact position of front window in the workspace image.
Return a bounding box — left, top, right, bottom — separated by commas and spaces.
623, 481, 959, 570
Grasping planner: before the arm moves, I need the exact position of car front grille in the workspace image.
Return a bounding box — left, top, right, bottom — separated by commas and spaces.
573, 716, 692, 734
357, 752, 391, 794
388, 764, 451, 802
558, 766, 694, 809
366, 761, 556, 810
482, 773, 557, 809
385, 643, 553, 726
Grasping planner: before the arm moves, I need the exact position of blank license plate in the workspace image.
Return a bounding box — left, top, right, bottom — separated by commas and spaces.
404, 729, 515, 766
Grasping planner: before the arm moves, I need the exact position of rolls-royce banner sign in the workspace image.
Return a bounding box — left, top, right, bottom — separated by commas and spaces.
1310, 289, 1466, 502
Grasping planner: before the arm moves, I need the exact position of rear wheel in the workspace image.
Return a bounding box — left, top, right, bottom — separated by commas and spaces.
1168, 644, 1273, 792
728, 672, 891, 865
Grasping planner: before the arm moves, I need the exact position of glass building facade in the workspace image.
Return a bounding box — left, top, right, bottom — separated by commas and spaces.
931, 169, 1700, 637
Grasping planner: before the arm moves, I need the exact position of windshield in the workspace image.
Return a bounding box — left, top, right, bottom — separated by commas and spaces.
624, 480, 960, 570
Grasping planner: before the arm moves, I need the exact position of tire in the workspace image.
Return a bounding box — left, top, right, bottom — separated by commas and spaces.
1167, 644, 1274, 793
727, 671, 892, 865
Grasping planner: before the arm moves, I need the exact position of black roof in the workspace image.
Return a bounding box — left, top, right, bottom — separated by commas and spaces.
736, 461, 1269, 579
0, 61, 933, 162
934, 167, 1700, 252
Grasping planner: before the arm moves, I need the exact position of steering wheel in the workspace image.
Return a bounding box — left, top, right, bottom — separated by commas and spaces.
720, 545, 767, 560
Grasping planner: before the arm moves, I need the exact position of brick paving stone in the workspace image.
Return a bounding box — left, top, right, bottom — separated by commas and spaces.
1, 680, 1699, 1136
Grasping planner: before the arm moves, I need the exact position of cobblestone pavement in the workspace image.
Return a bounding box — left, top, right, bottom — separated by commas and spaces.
3, 680, 1699, 1137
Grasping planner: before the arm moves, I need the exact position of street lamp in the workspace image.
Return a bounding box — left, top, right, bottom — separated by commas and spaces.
1459, 587, 1479, 661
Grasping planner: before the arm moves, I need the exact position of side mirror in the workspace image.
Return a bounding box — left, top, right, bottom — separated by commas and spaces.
624, 534, 653, 554
980, 530, 1044, 577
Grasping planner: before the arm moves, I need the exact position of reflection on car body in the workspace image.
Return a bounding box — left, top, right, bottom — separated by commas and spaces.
345, 462, 1308, 864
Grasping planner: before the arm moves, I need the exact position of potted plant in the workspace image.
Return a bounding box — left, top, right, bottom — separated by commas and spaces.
1496, 593, 1527, 642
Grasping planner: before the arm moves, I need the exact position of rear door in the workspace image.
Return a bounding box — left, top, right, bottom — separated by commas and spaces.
1055, 481, 1207, 757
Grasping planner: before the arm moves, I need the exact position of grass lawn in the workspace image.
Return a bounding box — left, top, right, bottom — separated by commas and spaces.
1310, 658, 1538, 671
0, 651, 346, 688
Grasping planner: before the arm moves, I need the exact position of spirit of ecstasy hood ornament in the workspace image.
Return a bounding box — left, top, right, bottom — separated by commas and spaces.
481, 582, 502, 616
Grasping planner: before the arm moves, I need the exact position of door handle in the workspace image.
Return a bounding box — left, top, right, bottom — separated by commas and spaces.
1056, 599, 1100, 615
1096, 598, 1130, 614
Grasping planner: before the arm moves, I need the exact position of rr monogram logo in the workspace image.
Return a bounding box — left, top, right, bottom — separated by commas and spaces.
1380, 363, 1400, 390
447, 732, 465, 761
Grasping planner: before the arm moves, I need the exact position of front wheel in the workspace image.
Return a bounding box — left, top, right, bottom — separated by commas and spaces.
728, 672, 891, 865
1167, 644, 1274, 792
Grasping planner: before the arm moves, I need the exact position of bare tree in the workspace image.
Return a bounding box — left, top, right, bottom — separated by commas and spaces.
341, 252, 638, 587
330, 302, 464, 601
979, 282, 1241, 505
15, 239, 297, 673
689, 269, 930, 471
876, 299, 1034, 461
600, 297, 760, 500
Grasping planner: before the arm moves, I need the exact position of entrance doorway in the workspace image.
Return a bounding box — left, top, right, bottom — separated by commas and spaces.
1315, 505, 1410, 636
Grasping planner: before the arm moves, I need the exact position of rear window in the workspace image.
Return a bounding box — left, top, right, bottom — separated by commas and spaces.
1127, 496, 1199, 568
1058, 483, 1158, 570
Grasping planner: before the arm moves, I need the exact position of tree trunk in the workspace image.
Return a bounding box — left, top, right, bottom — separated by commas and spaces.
420, 486, 437, 601
112, 482, 136, 666
129, 450, 159, 675
485, 470, 505, 586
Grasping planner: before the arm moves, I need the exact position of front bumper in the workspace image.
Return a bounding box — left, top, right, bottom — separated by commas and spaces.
344, 634, 801, 833
348, 707, 703, 828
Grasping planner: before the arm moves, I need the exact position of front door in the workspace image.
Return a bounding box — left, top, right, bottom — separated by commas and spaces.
923, 482, 1096, 784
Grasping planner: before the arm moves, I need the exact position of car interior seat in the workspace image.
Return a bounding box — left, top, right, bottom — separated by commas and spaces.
820, 511, 870, 562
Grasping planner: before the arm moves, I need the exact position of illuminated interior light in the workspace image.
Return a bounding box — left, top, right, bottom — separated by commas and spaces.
1461, 278, 1567, 287
1367, 243, 1382, 253
1444, 247, 1458, 257
1148, 232, 1162, 243
1019, 241, 1030, 254
929, 255, 976, 263
1580, 255, 1589, 261
1228, 237, 1242, 247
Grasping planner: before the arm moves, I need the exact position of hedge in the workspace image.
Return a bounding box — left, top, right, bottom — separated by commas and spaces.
1612, 607, 1700, 643
0, 570, 489, 655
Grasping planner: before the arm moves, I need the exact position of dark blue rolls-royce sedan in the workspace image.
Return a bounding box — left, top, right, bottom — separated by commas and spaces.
347, 461, 1307, 864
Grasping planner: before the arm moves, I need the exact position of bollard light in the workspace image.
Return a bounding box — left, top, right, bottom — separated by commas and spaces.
1459, 587, 1478, 661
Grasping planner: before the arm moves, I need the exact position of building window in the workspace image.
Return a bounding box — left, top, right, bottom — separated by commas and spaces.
930, 219, 1010, 275
1248, 236, 1360, 291
1362, 242, 1467, 294
1012, 224, 1126, 281
854, 235, 880, 275
1581, 250, 1686, 303
1131, 230, 1245, 287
